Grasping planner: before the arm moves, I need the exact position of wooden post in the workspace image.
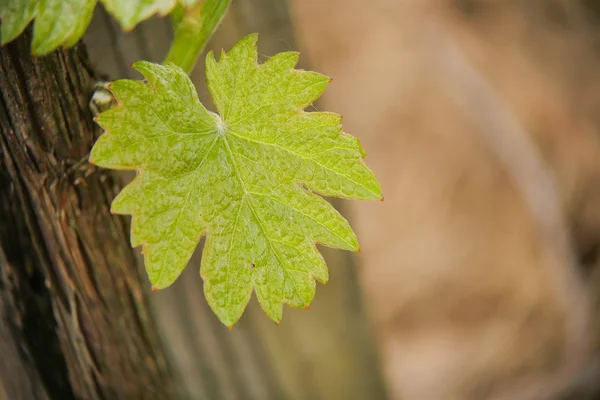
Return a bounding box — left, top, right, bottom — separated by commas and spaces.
0, 31, 177, 400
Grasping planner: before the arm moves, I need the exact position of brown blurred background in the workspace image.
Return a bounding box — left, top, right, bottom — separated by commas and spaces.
81, 0, 600, 399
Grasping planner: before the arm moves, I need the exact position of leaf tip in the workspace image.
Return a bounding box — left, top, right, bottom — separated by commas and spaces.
227, 325, 233, 331
131, 60, 156, 77
380, 195, 385, 202
151, 285, 159, 292
237, 33, 259, 52
30, 47, 46, 56
303, 304, 310, 310
131, 60, 147, 71
122, 23, 136, 33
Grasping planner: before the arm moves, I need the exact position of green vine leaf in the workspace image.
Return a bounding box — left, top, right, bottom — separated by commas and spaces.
90, 34, 382, 326
0, 0, 200, 54
102, 0, 197, 31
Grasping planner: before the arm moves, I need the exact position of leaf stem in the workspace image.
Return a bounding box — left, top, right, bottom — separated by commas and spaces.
164, 0, 231, 75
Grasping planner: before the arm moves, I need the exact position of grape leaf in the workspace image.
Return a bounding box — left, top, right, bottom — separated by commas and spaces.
102, 0, 194, 31
90, 34, 382, 326
0, 0, 200, 54
0, 0, 97, 54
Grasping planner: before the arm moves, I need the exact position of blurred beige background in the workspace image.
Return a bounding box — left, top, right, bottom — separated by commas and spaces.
292, 1, 600, 399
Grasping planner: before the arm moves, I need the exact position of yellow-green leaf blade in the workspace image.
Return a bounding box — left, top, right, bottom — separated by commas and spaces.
90, 34, 382, 326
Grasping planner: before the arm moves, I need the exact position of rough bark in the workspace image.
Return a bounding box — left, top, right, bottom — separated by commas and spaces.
0, 30, 176, 400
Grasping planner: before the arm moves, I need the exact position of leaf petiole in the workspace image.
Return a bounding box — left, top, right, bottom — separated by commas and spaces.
164, 0, 232, 75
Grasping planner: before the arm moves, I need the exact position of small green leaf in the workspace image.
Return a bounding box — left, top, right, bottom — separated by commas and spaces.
90, 34, 382, 326
0, 0, 38, 47
31, 0, 97, 54
102, 0, 182, 31
0, 0, 200, 54
1, 0, 97, 53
